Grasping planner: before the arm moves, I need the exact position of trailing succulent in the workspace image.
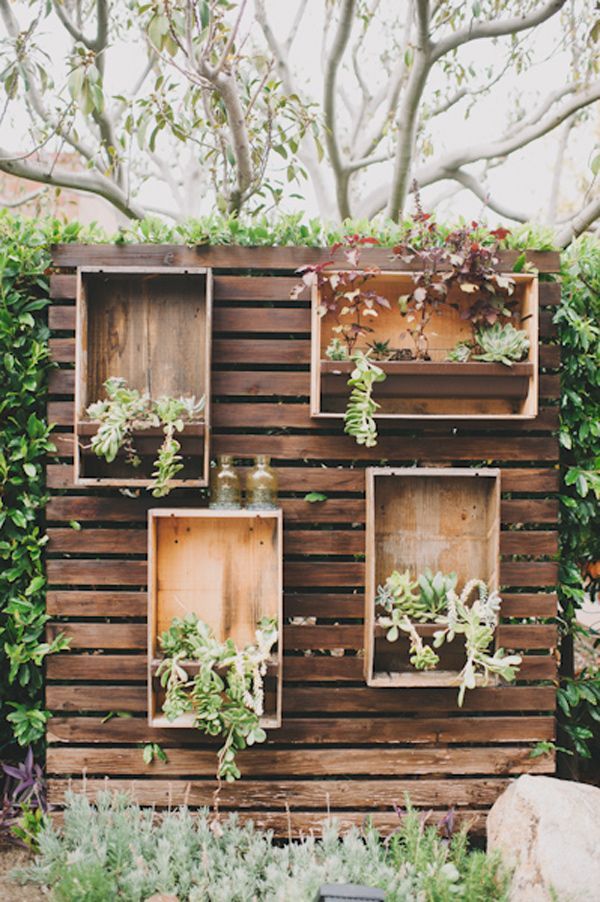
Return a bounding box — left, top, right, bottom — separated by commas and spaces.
343, 351, 386, 447
375, 570, 521, 705
156, 614, 278, 781
86, 377, 205, 496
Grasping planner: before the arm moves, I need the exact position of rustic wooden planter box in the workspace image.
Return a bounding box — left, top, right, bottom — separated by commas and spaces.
147, 508, 283, 729
311, 271, 538, 419
364, 467, 501, 688
74, 266, 212, 487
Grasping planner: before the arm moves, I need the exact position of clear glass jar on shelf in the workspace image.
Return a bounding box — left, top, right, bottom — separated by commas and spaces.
209, 455, 241, 509
245, 455, 278, 510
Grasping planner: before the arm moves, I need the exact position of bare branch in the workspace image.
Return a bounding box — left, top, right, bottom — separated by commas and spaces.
418, 79, 600, 185
0, 187, 47, 207
387, 1, 433, 218
443, 169, 530, 223
555, 194, 600, 247
547, 116, 575, 223
426, 87, 468, 119
323, 0, 356, 218
51, 0, 90, 47
254, 0, 331, 217
0, 148, 145, 218
431, 0, 568, 62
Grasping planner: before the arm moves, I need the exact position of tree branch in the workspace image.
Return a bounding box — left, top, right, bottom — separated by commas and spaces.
547, 115, 575, 223
418, 79, 600, 185
444, 169, 530, 222
0, 149, 145, 218
387, 1, 432, 218
254, 0, 331, 217
323, 0, 356, 218
555, 194, 600, 247
431, 0, 568, 62
0, 187, 47, 207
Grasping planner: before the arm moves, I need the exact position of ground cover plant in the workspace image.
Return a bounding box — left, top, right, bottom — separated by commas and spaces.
15, 790, 511, 901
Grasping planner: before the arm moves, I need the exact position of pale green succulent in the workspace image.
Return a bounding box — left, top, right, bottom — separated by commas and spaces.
473, 322, 530, 367
418, 568, 457, 616
446, 340, 473, 363
324, 337, 349, 360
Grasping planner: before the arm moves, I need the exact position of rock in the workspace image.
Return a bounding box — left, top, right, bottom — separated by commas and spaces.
487, 774, 600, 901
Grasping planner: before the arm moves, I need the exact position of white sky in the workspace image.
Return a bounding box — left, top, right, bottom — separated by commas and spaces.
1, 0, 598, 227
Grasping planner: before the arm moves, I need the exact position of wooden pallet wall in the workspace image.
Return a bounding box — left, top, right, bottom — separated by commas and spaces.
45, 246, 560, 835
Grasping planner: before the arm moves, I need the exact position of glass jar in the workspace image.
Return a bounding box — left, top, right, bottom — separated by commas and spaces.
246, 455, 278, 510
209, 455, 241, 509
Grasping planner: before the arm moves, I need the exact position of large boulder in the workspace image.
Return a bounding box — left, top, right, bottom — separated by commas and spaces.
487, 774, 600, 901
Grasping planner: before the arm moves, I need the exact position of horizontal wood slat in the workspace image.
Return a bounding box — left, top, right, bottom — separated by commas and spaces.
46, 652, 556, 682
51, 245, 560, 271
46, 745, 554, 777
47, 715, 556, 745
47, 527, 558, 556
45, 590, 557, 619
45, 683, 555, 713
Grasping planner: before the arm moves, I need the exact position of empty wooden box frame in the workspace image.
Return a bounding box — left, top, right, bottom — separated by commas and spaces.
364, 467, 501, 688
147, 508, 283, 729
75, 266, 212, 487
311, 271, 538, 420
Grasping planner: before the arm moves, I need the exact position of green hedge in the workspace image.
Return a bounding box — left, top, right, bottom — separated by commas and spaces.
0, 215, 87, 756
555, 236, 600, 764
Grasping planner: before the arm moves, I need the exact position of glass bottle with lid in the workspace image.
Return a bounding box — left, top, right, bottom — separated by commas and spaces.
245, 455, 278, 510
209, 455, 241, 509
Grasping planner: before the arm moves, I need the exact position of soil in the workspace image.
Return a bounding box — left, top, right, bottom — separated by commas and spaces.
0, 844, 46, 901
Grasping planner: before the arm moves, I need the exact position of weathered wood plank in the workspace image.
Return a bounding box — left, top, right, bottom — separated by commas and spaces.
46, 526, 558, 557
49, 336, 562, 369
45, 495, 558, 525
45, 683, 555, 713
51, 245, 560, 271
46, 745, 554, 777
46, 589, 556, 619
45, 652, 556, 682
46, 776, 511, 808
47, 715, 556, 745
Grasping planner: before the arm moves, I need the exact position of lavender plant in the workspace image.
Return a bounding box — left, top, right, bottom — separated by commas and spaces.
16, 790, 511, 901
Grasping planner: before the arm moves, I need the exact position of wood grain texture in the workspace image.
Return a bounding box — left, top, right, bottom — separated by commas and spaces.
47, 248, 560, 830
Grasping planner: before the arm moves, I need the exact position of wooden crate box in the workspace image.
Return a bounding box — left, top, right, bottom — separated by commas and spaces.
75, 266, 212, 487
147, 508, 283, 729
364, 467, 501, 687
311, 271, 538, 419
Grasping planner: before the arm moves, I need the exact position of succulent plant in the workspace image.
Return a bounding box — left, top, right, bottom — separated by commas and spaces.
446, 340, 473, 363
473, 322, 530, 367
367, 338, 394, 361
418, 568, 458, 616
324, 337, 349, 361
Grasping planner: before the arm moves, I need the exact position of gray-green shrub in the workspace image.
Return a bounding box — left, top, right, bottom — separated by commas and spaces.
17, 791, 510, 901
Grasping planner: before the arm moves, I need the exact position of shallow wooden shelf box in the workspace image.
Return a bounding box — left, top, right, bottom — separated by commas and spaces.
364, 467, 501, 688
311, 271, 538, 420
75, 266, 212, 486
148, 508, 283, 729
